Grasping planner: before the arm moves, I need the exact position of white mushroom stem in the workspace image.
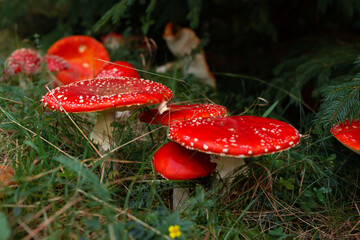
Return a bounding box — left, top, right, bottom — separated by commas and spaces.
19, 76, 30, 89
90, 110, 115, 151
210, 156, 247, 181
158, 101, 170, 115
173, 188, 190, 210
115, 110, 133, 119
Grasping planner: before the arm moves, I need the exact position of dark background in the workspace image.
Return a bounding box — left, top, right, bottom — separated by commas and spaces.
1, 0, 360, 121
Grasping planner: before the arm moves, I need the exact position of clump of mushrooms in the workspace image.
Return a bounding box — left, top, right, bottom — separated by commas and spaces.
145, 103, 227, 208
42, 77, 173, 151
4, 48, 70, 87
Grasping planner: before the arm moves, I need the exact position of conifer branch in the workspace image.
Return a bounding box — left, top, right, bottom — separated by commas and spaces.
315, 76, 360, 129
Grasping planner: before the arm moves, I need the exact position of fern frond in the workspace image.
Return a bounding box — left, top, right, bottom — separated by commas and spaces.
93, 0, 132, 32
266, 45, 359, 109
316, 76, 360, 129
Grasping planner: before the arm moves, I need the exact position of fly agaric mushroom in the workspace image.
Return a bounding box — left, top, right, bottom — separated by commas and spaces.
4, 48, 42, 88
43, 54, 70, 72
95, 61, 140, 79
168, 116, 300, 181
5, 48, 42, 75
142, 103, 226, 208
153, 142, 216, 180
153, 142, 216, 208
139, 103, 227, 126
331, 119, 360, 154
47, 35, 110, 85
42, 77, 173, 151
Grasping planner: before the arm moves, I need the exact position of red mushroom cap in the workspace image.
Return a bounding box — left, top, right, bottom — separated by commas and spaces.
47, 35, 110, 85
5, 48, 41, 75
95, 61, 140, 78
331, 119, 360, 154
43, 54, 70, 72
139, 103, 227, 126
168, 116, 300, 158
42, 77, 173, 113
153, 142, 216, 180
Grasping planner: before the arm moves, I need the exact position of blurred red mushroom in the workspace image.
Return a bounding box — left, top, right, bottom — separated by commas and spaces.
101, 32, 147, 51
43, 54, 70, 72
47, 35, 110, 85
5, 48, 42, 75
4, 48, 42, 87
101, 33, 125, 50
331, 119, 360, 154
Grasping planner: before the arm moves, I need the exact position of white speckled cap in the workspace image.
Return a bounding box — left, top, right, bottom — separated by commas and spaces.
42, 77, 173, 113
168, 116, 300, 158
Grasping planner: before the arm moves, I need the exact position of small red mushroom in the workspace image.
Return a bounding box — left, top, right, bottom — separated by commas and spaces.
168, 116, 300, 180
153, 142, 216, 208
95, 61, 140, 79
153, 142, 216, 180
43, 54, 70, 72
139, 103, 227, 126
331, 119, 360, 154
47, 35, 110, 85
42, 77, 173, 151
5, 48, 42, 75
